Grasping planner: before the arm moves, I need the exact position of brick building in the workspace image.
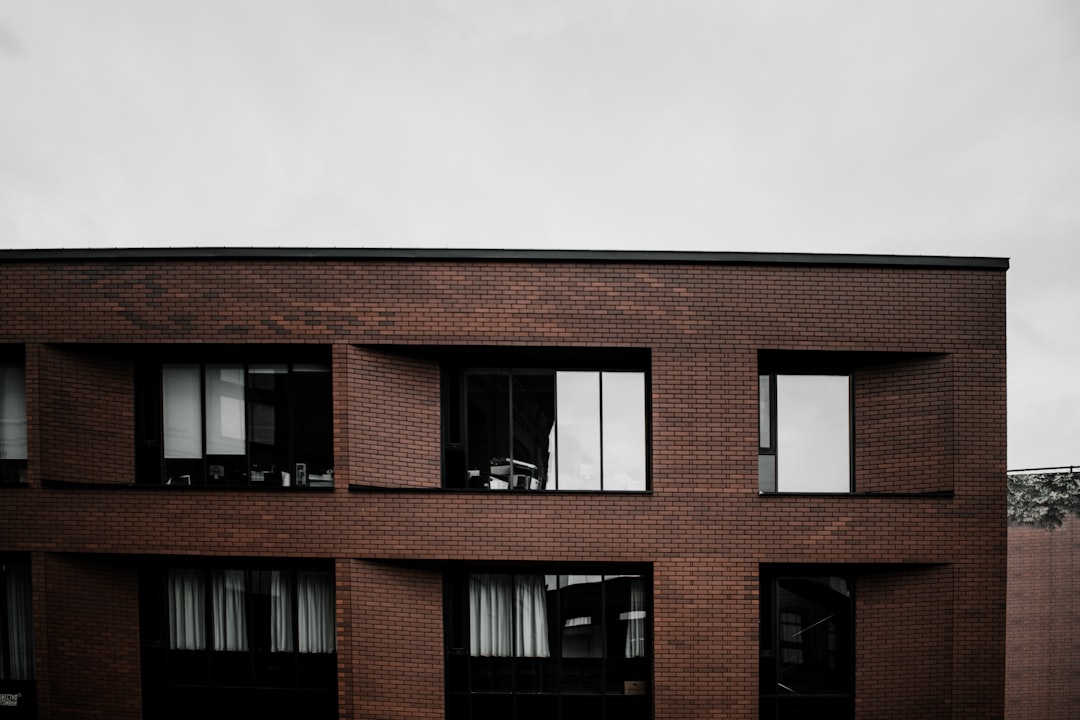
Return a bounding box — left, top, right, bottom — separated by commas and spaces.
1007, 514, 1080, 719
0, 249, 1007, 719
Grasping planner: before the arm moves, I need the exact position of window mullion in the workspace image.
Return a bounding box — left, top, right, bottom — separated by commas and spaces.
598, 373, 604, 492
507, 372, 515, 486
199, 366, 208, 484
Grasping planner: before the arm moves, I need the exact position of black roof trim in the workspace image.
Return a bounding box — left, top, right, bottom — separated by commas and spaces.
0, 247, 1009, 270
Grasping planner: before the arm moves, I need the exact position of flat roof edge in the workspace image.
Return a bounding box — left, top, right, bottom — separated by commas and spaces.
0, 247, 1010, 270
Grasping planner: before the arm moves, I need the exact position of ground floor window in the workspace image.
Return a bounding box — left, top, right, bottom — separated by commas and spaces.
445, 569, 651, 720
139, 562, 336, 720
760, 571, 853, 720
0, 557, 35, 719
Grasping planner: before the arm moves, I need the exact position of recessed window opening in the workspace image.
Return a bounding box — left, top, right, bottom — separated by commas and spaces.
446, 569, 651, 720
761, 572, 853, 720
759, 374, 851, 493
0, 364, 27, 484
140, 562, 337, 719
139, 358, 332, 488
444, 366, 647, 492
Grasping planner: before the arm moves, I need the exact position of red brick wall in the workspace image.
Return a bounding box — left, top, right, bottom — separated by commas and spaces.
35, 345, 134, 485
342, 347, 440, 489
342, 560, 444, 720
38, 554, 141, 720
855, 355, 954, 494
856, 565, 954, 718
0, 256, 1007, 719
1006, 516, 1080, 720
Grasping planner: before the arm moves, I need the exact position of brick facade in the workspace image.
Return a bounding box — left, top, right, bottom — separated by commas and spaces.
1006, 515, 1080, 720
0, 250, 1007, 719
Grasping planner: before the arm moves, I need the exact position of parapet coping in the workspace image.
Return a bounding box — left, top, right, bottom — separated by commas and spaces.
0, 247, 1009, 270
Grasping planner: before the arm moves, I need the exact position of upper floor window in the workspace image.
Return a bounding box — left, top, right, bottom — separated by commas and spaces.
0, 363, 27, 484
443, 357, 648, 491
759, 372, 851, 493
137, 353, 332, 487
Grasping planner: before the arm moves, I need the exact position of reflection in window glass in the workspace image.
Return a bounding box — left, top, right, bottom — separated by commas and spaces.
163, 365, 203, 459
448, 570, 650, 720
206, 365, 246, 456
602, 373, 647, 491
775, 375, 850, 493
0, 364, 27, 462
762, 574, 853, 719
759, 375, 772, 450
451, 368, 647, 491
555, 373, 602, 490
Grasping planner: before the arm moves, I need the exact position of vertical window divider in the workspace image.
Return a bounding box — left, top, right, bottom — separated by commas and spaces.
507, 371, 515, 490
552, 374, 560, 491
198, 367, 208, 487
848, 373, 856, 493
598, 373, 605, 492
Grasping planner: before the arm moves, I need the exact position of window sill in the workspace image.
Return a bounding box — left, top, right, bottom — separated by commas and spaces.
349, 483, 653, 495
41, 479, 336, 491
758, 490, 954, 499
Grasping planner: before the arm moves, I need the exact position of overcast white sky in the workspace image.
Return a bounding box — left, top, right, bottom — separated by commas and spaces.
1, 0, 1077, 469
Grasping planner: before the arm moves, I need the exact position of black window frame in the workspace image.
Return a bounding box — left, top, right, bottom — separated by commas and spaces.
441, 349, 651, 492
756, 349, 855, 492
759, 567, 855, 720
444, 564, 653, 720
135, 347, 333, 488
138, 559, 337, 720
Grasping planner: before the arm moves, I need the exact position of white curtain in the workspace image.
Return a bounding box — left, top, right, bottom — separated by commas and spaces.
162, 366, 203, 459
4, 565, 34, 679
470, 574, 549, 658
212, 570, 248, 651
297, 571, 335, 653
0, 365, 27, 462
624, 577, 646, 658
514, 575, 550, 657
205, 365, 246, 456
270, 571, 294, 652
168, 569, 205, 650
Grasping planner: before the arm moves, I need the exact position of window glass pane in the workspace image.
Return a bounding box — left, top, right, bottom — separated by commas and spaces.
212, 570, 248, 652
776, 375, 850, 492
4, 564, 35, 680
247, 365, 288, 484
759, 455, 777, 493
465, 373, 510, 489
168, 569, 206, 650
759, 375, 771, 449
601, 372, 646, 491
270, 571, 294, 652
162, 365, 203, 459
292, 365, 333, 480
558, 575, 604, 659
774, 577, 852, 696
0, 365, 27, 461
509, 372, 555, 490
297, 571, 335, 653
206, 365, 246, 456
555, 372, 601, 491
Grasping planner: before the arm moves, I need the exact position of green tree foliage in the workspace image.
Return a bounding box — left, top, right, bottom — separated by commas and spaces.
1007, 470, 1080, 530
